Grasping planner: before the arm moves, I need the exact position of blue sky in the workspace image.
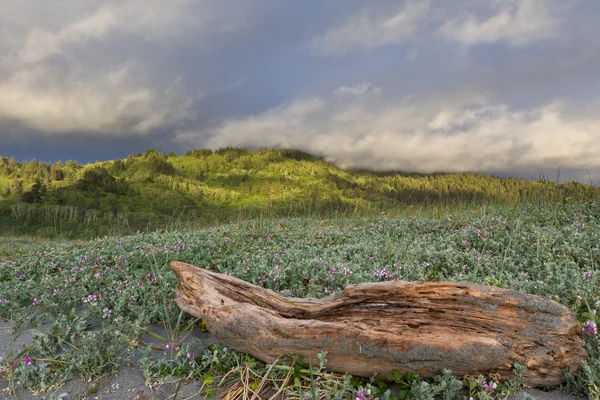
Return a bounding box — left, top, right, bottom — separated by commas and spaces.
0, 0, 599, 183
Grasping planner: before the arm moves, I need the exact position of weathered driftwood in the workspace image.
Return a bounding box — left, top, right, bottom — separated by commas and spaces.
169, 261, 587, 386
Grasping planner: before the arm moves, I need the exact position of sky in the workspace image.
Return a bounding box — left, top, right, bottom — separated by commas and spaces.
1, 0, 599, 183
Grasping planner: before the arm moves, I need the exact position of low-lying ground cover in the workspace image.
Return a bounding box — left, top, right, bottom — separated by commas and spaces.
0, 202, 599, 399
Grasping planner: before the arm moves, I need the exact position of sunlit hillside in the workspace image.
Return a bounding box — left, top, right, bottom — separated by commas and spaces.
0, 147, 598, 238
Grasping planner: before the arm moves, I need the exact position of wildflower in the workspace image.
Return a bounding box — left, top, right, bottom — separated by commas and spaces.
583, 320, 598, 339
23, 356, 33, 365
18, 273, 25, 280
355, 387, 372, 400
32, 298, 41, 305
167, 341, 179, 350
373, 268, 392, 279
83, 294, 101, 303
482, 380, 497, 390
187, 352, 197, 366
273, 264, 282, 281
584, 272, 592, 280
102, 308, 112, 318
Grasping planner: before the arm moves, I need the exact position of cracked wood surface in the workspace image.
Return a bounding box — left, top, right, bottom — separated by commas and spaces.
169, 261, 587, 386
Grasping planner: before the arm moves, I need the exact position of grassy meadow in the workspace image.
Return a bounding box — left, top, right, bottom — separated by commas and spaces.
1, 149, 600, 399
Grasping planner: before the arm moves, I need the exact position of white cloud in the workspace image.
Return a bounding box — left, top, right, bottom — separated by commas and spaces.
440, 0, 559, 46
202, 89, 600, 174
334, 82, 381, 96
312, 1, 429, 55
0, 62, 192, 134
0, 0, 208, 135
14, 0, 207, 65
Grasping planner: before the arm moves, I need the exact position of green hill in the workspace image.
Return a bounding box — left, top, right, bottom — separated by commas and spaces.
0, 147, 598, 238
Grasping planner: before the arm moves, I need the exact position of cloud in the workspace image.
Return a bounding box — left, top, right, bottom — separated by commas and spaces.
0, 62, 192, 134
1, 0, 599, 186
440, 0, 559, 46
203, 88, 600, 175
334, 82, 382, 96
0, 0, 235, 136
312, 1, 430, 55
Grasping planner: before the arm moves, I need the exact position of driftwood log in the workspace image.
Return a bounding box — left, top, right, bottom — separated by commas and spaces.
169, 261, 587, 386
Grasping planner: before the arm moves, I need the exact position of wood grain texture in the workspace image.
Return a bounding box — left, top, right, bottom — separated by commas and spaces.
169, 261, 587, 386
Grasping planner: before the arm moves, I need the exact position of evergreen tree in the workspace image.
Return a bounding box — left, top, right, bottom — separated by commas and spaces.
21, 180, 46, 203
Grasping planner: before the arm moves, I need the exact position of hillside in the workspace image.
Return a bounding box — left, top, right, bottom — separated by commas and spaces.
0, 147, 598, 238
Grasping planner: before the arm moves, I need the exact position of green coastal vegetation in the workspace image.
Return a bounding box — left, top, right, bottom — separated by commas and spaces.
1, 148, 600, 399
0, 147, 597, 239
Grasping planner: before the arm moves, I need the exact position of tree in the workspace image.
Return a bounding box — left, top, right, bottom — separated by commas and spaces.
50, 162, 64, 181
9, 180, 23, 196
109, 159, 126, 174
21, 180, 46, 203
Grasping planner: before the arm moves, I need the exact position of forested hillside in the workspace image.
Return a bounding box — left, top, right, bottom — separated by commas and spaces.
0, 147, 597, 238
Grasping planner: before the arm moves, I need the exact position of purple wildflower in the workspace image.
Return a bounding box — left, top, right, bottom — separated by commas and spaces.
355, 388, 372, 400
187, 352, 197, 366
166, 341, 179, 350
583, 320, 598, 339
